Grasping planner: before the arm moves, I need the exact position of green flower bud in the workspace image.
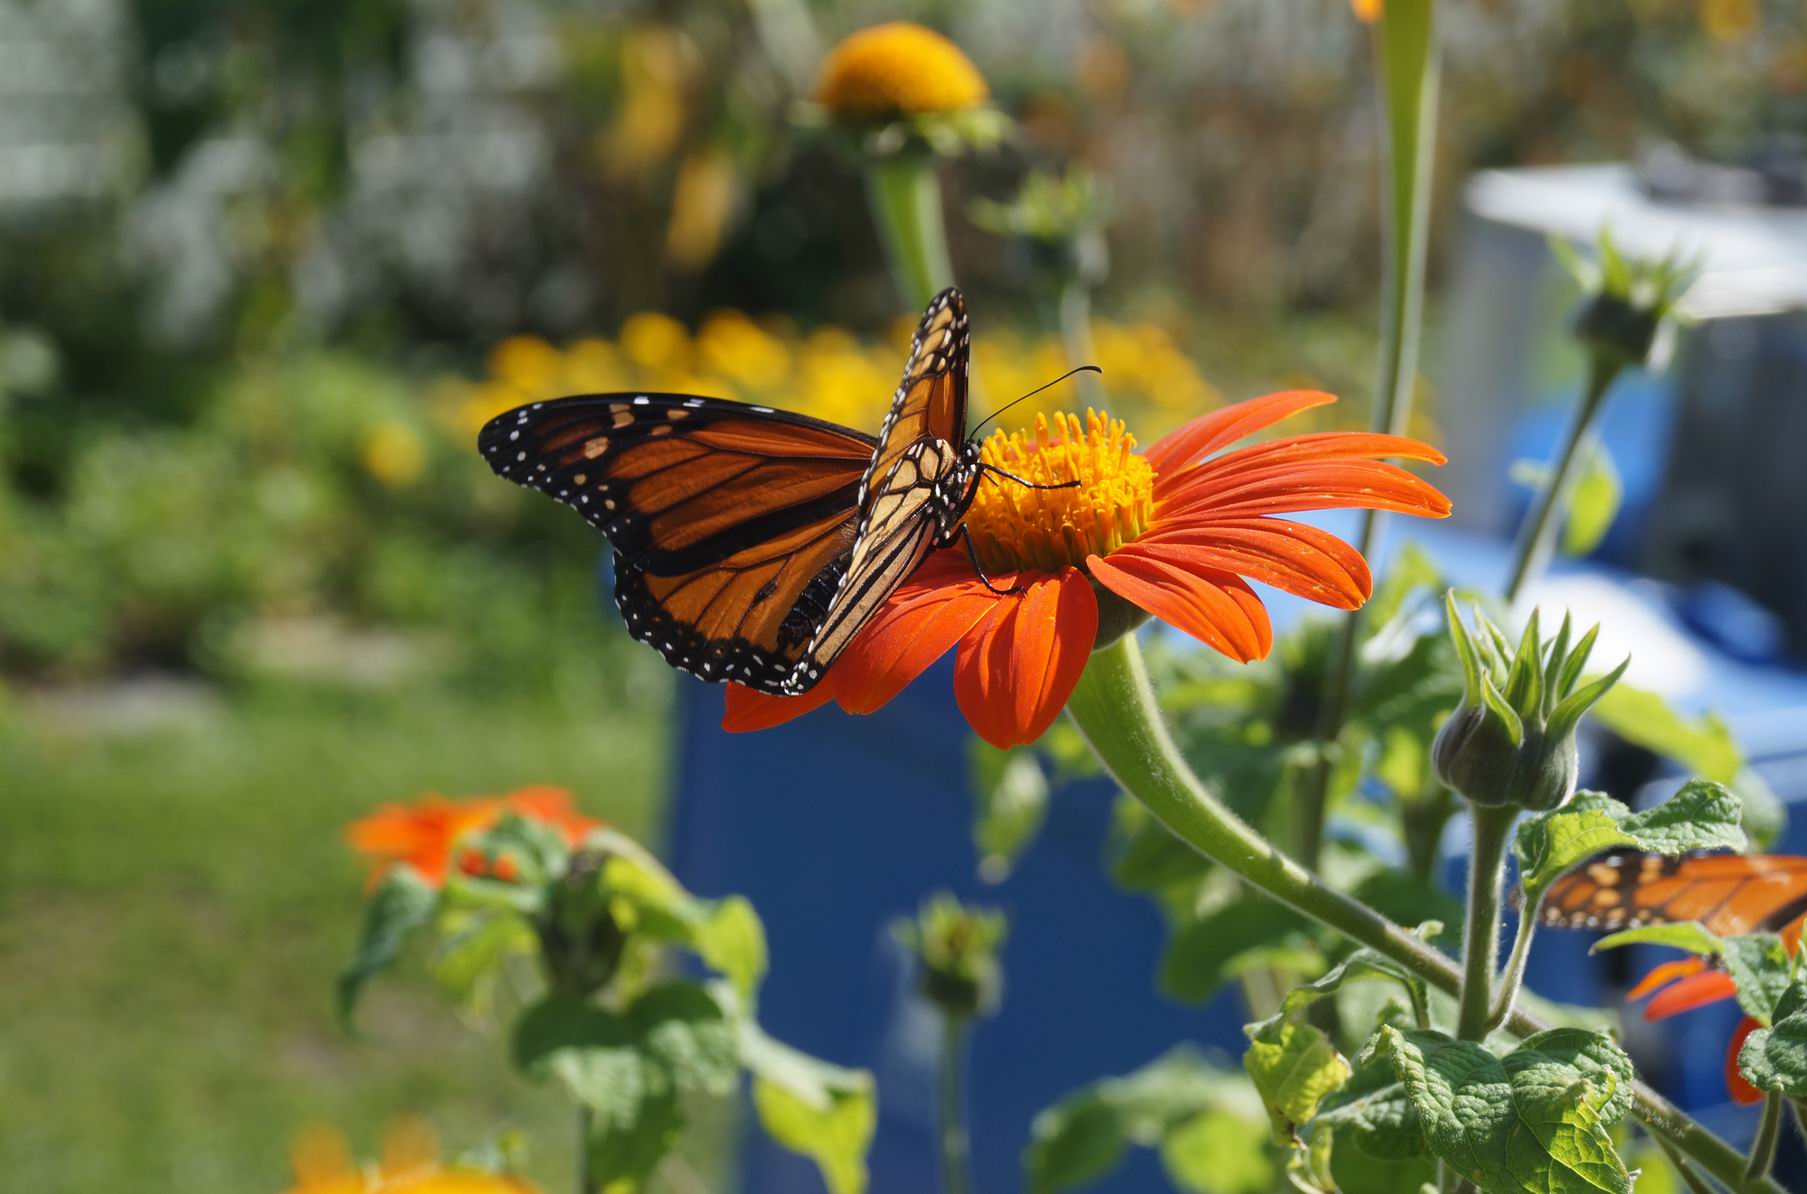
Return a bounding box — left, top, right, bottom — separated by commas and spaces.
895, 893, 1007, 1019
1432, 595, 1628, 812
1554, 229, 1692, 373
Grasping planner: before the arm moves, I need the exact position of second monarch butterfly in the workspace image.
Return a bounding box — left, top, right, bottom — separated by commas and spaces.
478, 289, 1079, 696
1539, 849, 1807, 939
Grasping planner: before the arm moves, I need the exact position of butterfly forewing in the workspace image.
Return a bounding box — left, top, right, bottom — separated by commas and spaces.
479, 393, 876, 691
1540, 849, 1807, 936
784, 289, 976, 692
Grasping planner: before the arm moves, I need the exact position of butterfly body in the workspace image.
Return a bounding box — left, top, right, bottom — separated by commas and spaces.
479, 289, 977, 695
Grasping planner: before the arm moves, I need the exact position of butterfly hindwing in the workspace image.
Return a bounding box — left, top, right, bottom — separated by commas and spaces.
479, 392, 877, 691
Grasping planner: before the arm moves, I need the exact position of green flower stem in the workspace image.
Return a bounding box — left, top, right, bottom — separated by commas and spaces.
1065, 633, 1785, 1194
1746, 1095, 1783, 1181
1299, 0, 1441, 870
1502, 354, 1620, 605
577, 1106, 594, 1194
865, 153, 956, 310
938, 1013, 974, 1194
1057, 276, 1103, 409
1455, 804, 1514, 1040
1486, 890, 1540, 1034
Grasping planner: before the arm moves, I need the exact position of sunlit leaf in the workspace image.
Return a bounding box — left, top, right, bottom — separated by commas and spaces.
1514, 782, 1744, 901
740, 1017, 876, 1194
1243, 1019, 1351, 1140
970, 741, 1051, 882
1160, 1108, 1277, 1194
338, 864, 438, 1028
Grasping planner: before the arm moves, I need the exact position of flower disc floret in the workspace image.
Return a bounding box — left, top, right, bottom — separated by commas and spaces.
816, 22, 988, 118
967, 410, 1154, 573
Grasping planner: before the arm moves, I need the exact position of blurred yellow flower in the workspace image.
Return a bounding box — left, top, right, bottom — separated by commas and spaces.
665, 148, 739, 271
1351, 0, 1382, 21
604, 26, 691, 174
487, 336, 563, 398
697, 310, 790, 390
361, 421, 426, 488
1699, 0, 1756, 42
283, 1120, 538, 1194
561, 338, 623, 393
619, 311, 691, 371
816, 22, 988, 118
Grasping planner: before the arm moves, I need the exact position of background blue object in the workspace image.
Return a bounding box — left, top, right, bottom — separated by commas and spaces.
661, 518, 1807, 1191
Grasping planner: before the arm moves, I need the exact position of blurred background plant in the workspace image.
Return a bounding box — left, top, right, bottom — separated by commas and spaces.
3, 0, 1803, 1191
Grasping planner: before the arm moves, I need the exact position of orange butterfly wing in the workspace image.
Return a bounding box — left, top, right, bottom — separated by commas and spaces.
1540, 850, 1807, 938
479, 393, 876, 692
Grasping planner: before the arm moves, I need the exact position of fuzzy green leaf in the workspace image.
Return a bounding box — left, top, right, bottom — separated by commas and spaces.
1722, 934, 1794, 1023
970, 742, 1051, 881
1371, 1026, 1634, 1194
1316, 1057, 1425, 1161
1590, 922, 1724, 957
740, 1018, 875, 1194
1515, 783, 1744, 901
1738, 981, 1807, 1097
337, 864, 438, 1028
1247, 949, 1429, 1040
1244, 1019, 1352, 1140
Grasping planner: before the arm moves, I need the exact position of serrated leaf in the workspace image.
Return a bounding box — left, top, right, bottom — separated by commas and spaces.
739, 1017, 875, 1194
1372, 1026, 1634, 1194
970, 742, 1051, 880
1514, 782, 1744, 900
1722, 934, 1794, 1022
1025, 1047, 1260, 1194
1590, 922, 1724, 957
1738, 981, 1807, 1096
1316, 1057, 1425, 1161
338, 865, 438, 1028
513, 983, 738, 1189
1243, 1020, 1352, 1139
1160, 1108, 1277, 1194
1248, 949, 1429, 1040
1161, 896, 1322, 1004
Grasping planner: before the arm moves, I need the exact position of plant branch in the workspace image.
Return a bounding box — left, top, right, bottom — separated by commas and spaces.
938, 1013, 974, 1194
1456, 805, 1514, 1040
1746, 1095, 1783, 1181
865, 154, 956, 310
1298, 0, 1441, 871
1502, 354, 1620, 605
1486, 890, 1540, 1034
1064, 633, 1786, 1194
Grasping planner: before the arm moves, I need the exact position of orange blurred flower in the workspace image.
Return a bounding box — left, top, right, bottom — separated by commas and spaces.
346, 786, 600, 886
816, 22, 988, 118
284, 1118, 539, 1193
1351, 0, 1383, 21
726, 391, 1449, 749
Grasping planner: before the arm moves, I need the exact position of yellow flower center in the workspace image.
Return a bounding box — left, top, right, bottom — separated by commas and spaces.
816, 22, 989, 118
966, 410, 1155, 574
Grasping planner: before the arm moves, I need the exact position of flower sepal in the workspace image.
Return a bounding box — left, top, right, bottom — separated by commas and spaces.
896, 893, 1007, 1019
1433, 597, 1626, 811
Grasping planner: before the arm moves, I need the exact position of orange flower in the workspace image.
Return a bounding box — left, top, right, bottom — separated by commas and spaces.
346, 786, 600, 886
726, 391, 1450, 749
1351, 0, 1383, 21
284, 1118, 540, 1193
1628, 936, 1806, 1105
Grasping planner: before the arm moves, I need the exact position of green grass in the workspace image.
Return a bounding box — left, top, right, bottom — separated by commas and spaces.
0, 683, 669, 1193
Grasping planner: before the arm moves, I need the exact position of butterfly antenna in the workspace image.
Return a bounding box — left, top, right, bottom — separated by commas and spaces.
967, 365, 1103, 439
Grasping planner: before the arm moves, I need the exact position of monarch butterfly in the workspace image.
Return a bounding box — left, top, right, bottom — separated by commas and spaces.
478, 289, 1067, 695
1539, 849, 1807, 939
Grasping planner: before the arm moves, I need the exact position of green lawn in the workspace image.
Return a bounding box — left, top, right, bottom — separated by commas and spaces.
0, 684, 670, 1193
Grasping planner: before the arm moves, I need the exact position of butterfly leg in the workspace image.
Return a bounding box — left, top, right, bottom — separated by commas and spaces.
979, 462, 1082, 492
956, 524, 1026, 596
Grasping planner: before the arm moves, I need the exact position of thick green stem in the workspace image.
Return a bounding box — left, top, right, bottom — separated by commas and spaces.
938, 1013, 974, 1194
1746, 1095, 1783, 1181
1487, 890, 1540, 1034
1502, 354, 1620, 605
1299, 0, 1441, 870
1064, 634, 1785, 1194
865, 154, 956, 310
1456, 805, 1514, 1040
577, 1107, 594, 1194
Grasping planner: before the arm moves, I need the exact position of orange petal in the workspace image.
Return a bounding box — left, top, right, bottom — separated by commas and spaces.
1159, 459, 1452, 521
1144, 390, 1337, 476
953, 569, 1097, 750
722, 680, 837, 732
1727, 1016, 1766, 1105
1133, 517, 1372, 609
1643, 969, 1739, 1020
1087, 548, 1272, 662
1162, 431, 1446, 495
833, 582, 1003, 714
1626, 956, 1709, 1002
